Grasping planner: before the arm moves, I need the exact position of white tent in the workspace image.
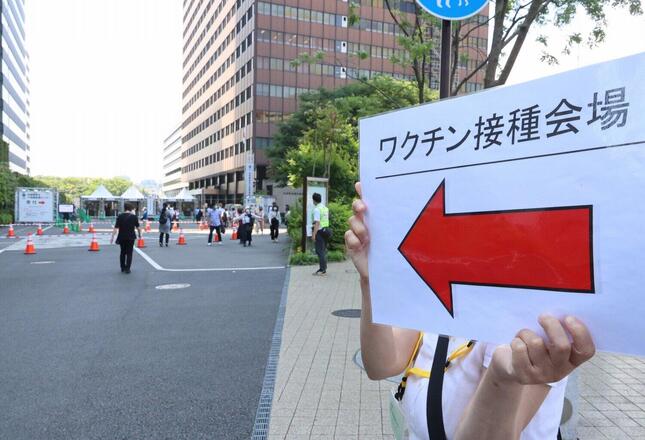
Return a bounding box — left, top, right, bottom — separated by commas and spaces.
81, 185, 117, 201
120, 186, 146, 200
175, 188, 195, 201
81, 185, 120, 217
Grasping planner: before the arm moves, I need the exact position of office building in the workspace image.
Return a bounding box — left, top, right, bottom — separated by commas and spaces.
181, 0, 487, 206
161, 124, 187, 197
1, 0, 30, 174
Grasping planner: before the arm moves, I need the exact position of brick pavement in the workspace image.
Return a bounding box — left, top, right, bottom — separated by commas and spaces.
267, 260, 645, 440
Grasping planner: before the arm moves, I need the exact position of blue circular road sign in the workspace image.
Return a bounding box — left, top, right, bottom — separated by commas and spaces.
415, 0, 488, 20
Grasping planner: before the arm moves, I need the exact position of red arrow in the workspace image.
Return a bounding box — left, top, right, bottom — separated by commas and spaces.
398, 180, 594, 317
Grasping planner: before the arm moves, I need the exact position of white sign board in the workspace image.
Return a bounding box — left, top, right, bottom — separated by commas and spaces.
306, 178, 328, 237
16, 189, 55, 223
58, 204, 74, 213
359, 53, 645, 356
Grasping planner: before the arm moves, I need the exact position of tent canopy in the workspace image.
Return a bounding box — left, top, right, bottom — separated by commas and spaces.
175, 188, 195, 201
81, 185, 117, 200
120, 186, 146, 200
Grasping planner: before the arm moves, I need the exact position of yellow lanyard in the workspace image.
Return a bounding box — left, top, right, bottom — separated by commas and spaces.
395, 334, 476, 401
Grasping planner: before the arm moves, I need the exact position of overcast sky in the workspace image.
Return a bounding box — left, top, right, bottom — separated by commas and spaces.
25, 1, 644, 182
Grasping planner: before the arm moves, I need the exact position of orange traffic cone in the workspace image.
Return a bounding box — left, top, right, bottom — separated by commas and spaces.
88, 233, 100, 252
137, 237, 146, 248
173, 221, 179, 232
145, 220, 151, 232
88, 223, 95, 233
36, 224, 44, 236
63, 223, 70, 235
231, 227, 238, 240
24, 234, 36, 254
177, 229, 187, 245
214, 232, 220, 242
7, 224, 16, 238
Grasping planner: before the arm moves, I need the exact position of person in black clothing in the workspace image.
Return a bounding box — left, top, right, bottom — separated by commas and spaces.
110, 203, 142, 273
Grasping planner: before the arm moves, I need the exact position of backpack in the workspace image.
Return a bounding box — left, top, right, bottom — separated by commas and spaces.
159, 211, 168, 225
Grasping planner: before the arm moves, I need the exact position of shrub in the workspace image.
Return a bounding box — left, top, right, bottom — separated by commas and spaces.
327, 201, 351, 251
0, 211, 13, 225
289, 249, 346, 266
328, 250, 346, 262
286, 198, 351, 254
289, 252, 318, 266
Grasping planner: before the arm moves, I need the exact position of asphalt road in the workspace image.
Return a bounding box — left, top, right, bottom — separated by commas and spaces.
0, 230, 289, 439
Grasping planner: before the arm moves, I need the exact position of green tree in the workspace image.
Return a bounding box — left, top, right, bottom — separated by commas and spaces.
34, 176, 134, 204
283, 106, 359, 201
0, 167, 49, 223
351, 0, 641, 97
268, 75, 422, 194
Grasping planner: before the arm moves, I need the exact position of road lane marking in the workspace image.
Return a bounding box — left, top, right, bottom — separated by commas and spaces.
134, 247, 286, 272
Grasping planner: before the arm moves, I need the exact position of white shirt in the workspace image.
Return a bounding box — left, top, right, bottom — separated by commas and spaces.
402, 334, 567, 440
312, 205, 321, 223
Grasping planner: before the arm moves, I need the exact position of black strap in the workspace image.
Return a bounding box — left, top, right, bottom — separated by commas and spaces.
427, 335, 449, 440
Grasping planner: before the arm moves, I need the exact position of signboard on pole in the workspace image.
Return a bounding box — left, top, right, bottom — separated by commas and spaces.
415, 0, 488, 20
15, 188, 57, 223
359, 53, 645, 356
244, 150, 254, 203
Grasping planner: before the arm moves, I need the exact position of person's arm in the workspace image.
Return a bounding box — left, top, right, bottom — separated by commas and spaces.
110, 217, 119, 244
454, 315, 595, 439
345, 183, 419, 379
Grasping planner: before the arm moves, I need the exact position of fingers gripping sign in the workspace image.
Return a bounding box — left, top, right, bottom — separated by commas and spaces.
345, 182, 369, 280
491, 315, 595, 385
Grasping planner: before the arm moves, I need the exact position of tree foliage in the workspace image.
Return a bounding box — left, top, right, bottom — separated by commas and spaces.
350, 0, 641, 98
0, 167, 49, 223
34, 176, 133, 204
268, 75, 424, 200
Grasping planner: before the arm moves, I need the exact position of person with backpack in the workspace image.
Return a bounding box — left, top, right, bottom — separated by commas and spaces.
158, 203, 171, 247
311, 192, 330, 275
110, 203, 142, 274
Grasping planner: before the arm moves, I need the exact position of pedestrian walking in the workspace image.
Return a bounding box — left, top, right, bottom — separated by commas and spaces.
195, 208, 203, 222
206, 204, 222, 246
234, 207, 246, 245
110, 203, 142, 274
141, 207, 148, 221
269, 203, 280, 242
255, 206, 265, 235
158, 203, 171, 247
311, 193, 330, 275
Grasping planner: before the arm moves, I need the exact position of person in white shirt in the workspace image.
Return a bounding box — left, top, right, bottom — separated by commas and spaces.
268, 203, 280, 242
344, 182, 595, 440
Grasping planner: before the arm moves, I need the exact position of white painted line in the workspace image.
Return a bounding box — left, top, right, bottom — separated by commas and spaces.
156, 283, 191, 290
134, 247, 164, 270
31, 261, 55, 265
134, 247, 285, 272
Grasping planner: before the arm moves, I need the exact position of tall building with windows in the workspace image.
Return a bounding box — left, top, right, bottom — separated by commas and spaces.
162, 124, 187, 198
181, 0, 487, 205
1, 0, 30, 174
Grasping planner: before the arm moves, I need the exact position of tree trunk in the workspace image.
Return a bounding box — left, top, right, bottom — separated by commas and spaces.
496, 0, 545, 85
484, 0, 508, 87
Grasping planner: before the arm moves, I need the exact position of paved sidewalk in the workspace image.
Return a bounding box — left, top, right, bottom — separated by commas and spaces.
267, 260, 645, 440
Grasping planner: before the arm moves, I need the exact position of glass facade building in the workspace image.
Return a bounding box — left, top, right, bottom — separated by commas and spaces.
1, 0, 29, 174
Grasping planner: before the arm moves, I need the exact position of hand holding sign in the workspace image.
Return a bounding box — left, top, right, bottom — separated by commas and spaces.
345, 183, 370, 280
489, 315, 595, 386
